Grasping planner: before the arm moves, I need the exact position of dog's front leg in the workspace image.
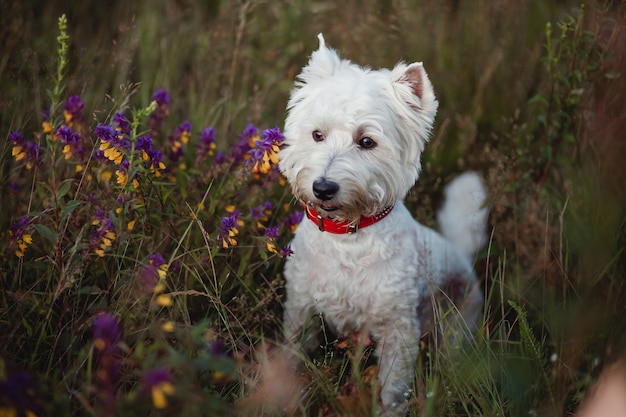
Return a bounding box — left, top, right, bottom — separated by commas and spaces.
374, 322, 420, 416
282, 300, 319, 364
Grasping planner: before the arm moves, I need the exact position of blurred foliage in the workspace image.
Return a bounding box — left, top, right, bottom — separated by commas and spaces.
1, 0, 625, 416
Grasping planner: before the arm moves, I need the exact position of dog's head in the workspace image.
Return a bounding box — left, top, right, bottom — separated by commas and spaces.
279, 34, 438, 222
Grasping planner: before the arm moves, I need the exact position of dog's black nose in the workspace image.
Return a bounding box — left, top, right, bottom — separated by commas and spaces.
312, 179, 339, 201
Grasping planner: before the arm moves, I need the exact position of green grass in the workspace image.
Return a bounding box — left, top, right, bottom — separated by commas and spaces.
1, 1, 625, 416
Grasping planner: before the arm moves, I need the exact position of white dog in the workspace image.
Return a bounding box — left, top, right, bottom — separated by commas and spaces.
279, 34, 488, 415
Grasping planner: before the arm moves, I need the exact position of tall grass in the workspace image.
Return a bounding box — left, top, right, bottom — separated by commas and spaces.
1, 1, 625, 416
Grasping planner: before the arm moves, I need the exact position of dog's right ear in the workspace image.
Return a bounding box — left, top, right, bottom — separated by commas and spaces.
297, 33, 342, 83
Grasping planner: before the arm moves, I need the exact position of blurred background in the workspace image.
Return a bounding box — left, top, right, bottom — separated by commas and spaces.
1, 0, 625, 415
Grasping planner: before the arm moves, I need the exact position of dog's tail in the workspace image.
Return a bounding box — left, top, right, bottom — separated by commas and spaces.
437, 172, 489, 259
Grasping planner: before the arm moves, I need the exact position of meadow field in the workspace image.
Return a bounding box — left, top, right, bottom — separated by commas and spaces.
1, 1, 625, 416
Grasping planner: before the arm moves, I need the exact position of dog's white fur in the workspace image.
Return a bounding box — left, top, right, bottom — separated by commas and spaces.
279, 34, 488, 415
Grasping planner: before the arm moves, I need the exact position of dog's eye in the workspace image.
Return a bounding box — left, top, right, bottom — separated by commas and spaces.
358, 137, 377, 149
312, 130, 325, 142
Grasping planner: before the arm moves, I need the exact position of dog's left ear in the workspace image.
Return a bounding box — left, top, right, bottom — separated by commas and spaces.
390, 62, 438, 116
298, 33, 343, 83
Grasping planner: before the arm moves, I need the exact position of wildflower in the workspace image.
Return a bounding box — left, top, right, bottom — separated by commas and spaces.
161, 321, 175, 333
264, 226, 280, 253
56, 125, 82, 160
92, 313, 122, 353
113, 112, 131, 136
248, 127, 285, 174
196, 127, 217, 164
8, 217, 32, 258
63, 95, 85, 127
42, 110, 52, 135
215, 151, 226, 165
141, 253, 168, 295
282, 210, 304, 234
115, 160, 138, 189
231, 123, 258, 164
142, 367, 175, 409
136, 135, 166, 177
150, 253, 168, 280
92, 313, 122, 415
0, 365, 42, 417
168, 121, 191, 164
250, 201, 274, 224
9, 131, 40, 170
95, 123, 130, 166
149, 89, 171, 134
216, 208, 243, 249
90, 209, 116, 257
278, 245, 294, 258
155, 295, 173, 307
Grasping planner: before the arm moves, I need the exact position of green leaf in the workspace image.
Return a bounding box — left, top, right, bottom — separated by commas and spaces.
60, 199, 84, 224
34, 224, 58, 245
56, 179, 74, 200
563, 132, 576, 143
528, 94, 548, 106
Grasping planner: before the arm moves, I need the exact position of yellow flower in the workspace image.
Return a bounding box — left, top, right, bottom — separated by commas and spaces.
161, 321, 175, 332
155, 294, 173, 307
267, 240, 278, 253
157, 264, 168, 280
62, 144, 73, 159
100, 170, 113, 182
151, 381, 175, 409
100, 141, 124, 165
42, 120, 52, 134
115, 169, 127, 187
12, 145, 26, 161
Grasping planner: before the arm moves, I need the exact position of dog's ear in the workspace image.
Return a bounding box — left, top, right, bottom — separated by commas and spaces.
297, 33, 343, 83
390, 62, 437, 115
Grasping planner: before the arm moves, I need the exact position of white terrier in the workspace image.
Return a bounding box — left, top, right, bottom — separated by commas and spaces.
279, 34, 488, 415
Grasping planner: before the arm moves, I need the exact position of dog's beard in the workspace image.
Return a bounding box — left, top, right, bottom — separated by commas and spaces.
291, 184, 389, 224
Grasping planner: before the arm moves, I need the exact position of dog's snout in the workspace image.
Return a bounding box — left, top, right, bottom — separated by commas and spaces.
312, 178, 339, 201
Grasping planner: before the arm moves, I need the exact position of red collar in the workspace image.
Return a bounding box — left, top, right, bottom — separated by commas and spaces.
304, 205, 394, 234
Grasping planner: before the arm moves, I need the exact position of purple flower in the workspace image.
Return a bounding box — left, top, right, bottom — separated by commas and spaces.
9, 131, 40, 169
142, 367, 175, 409
231, 123, 258, 164
136, 135, 153, 153
247, 127, 284, 174
196, 127, 217, 165
208, 339, 227, 356
64, 95, 85, 125
152, 89, 170, 107
92, 313, 122, 352
264, 226, 279, 239
57, 125, 85, 160
113, 112, 131, 136
91, 209, 116, 257
0, 370, 42, 416
250, 201, 273, 221
149, 253, 167, 266
282, 210, 304, 234
142, 253, 168, 295
217, 209, 242, 248
95, 123, 130, 165
145, 148, 166, 177
8, 216, 32, 258
94, 124, 116, 142
278, 245, 294, 258
168, 121, 192, 163
215, 151, 226, 165
149, 89, 171, 133
92, 313, 122, 415
56, 126, 81, 144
